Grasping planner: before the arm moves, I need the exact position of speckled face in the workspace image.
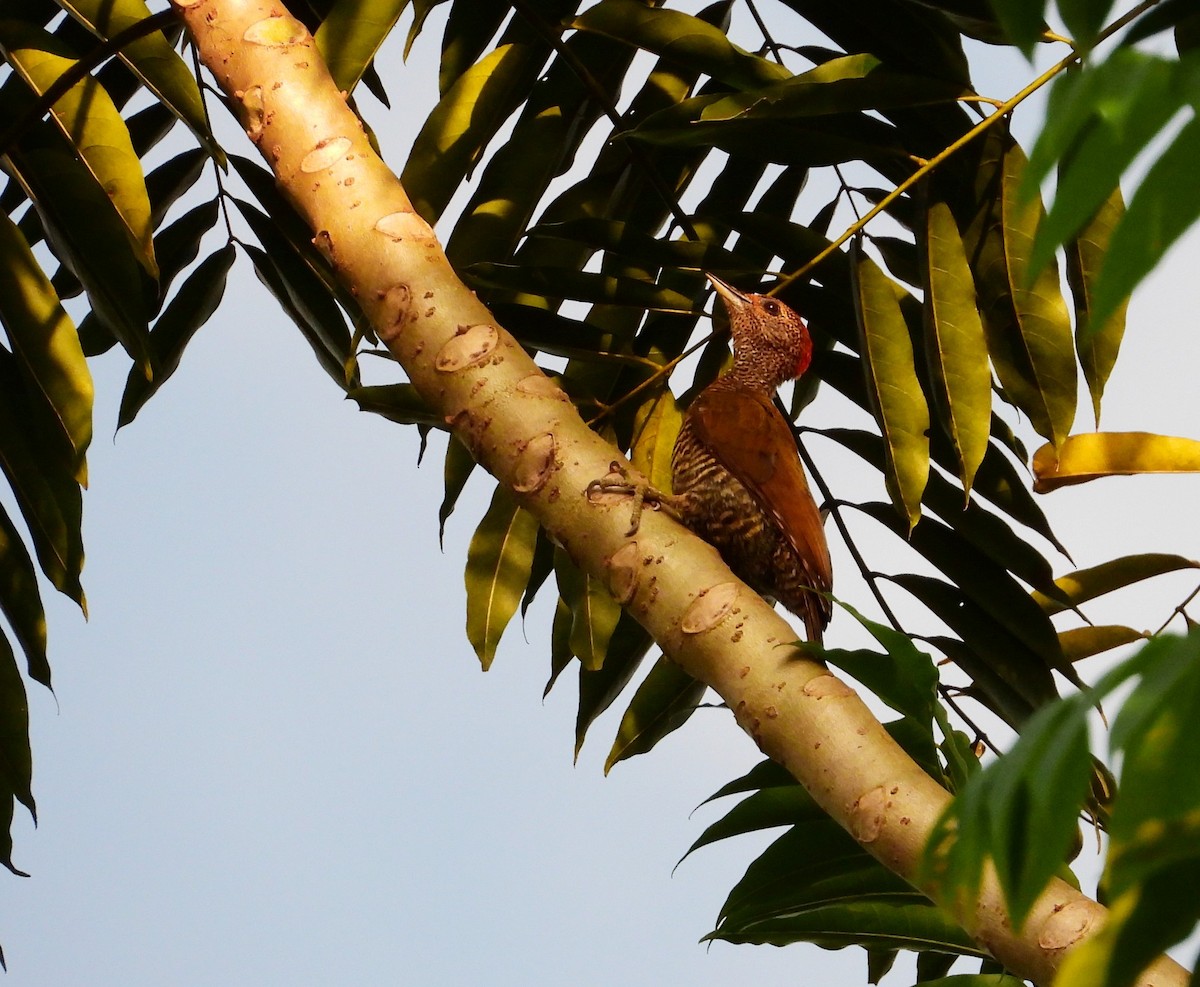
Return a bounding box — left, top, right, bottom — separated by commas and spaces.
707, 275, 813, 385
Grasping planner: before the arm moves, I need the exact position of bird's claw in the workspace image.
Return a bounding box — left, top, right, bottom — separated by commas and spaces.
586, 462, 656, 536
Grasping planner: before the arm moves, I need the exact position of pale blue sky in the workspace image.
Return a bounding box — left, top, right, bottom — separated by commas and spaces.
5, 5, 1200, 985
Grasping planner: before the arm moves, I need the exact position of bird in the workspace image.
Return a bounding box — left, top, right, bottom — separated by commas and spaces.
590, 274, 833, 642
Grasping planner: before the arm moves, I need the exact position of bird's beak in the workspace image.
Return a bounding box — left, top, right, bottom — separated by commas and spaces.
706, 273, 749, 312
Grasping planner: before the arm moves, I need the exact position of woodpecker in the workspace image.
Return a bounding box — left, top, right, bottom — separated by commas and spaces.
591, 275, 832, 642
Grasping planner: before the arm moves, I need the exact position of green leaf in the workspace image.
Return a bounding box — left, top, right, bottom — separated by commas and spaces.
402, 42, 544, 223
55, 0, 218, 158
152, 198, 221, 314
819, 601, 937, 724
921, 201, 990, 495
345, 383, 441, 427
118, 245, 236, 428
0, 211, 93, 480
145, 148, 208, 230
605, 656, 706, 772
0, 350, 85, 614
553, 546, 622, 673
572, 0, 789, 91
237, 209, 356, 388
986, 0, 1050, 54
685, 784, 821, 860
0, 504, 49, 689
1033, 553, 1199, 615
315, 0, 407, 95
629, 389, 682, 493
1026, 51, 1180, 281
438, 436, 476, 547
0, 631, 33, 817
575, 612, 654, 758
1065, 187, 1128, 426
924, 695, 1092, 932
1, 111, 151, 366
968, 135, 1076, 446
0, 21, 157, 275
465, 263, 696, 314
465, 486, 540, 670
850, 240, 930, 531
1092, 114, 1200, 329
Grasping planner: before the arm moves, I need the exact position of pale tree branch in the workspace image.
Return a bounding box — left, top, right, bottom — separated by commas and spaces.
172, 1, 1186, 984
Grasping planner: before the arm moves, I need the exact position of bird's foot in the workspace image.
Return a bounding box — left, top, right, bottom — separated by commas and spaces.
585, 462, 673, 537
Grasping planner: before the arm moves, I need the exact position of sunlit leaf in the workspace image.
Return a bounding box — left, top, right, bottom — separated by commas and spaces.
921, 200, 990, 494
1065, 187, 1128, 426
316, 0, 407, 95
850, 240, 930, 531
1058, 625, 1145, 663
0, 21, 157, 275
1032, 553, 1199, 616
553, 546, 622, 673
572, 0, 788, 90
55, 0, 217, 158
968, 135, 1076, 446
1032, 431, 1200, 492
465, 485, 540, 670
0, 212, 92, 480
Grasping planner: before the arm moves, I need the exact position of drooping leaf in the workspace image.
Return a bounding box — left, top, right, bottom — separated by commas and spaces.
0, 211, 93, 480
921, 200, 990, 495
1031, 553, 1199, 616
923, 694, 1093, 931
575, 611, 654, 757
118, 245, 236, 428
1064, 187, 1128, 426
571, 0, 789, 91
464, 485, 540, 670
151, 198, 221, 313
0, 21, 157, 275
145, 148, 208, 229
1091, 114, 1200, 329
850, 240, 930, 531
967, 134, 1076, 447
315, 0, 408, 95
605, 655, 705, 772
1032, 431, 1200, 492
0, 351, 85, 615
0, 631, 33, 816
438, 436, 476, 547
1058, 625, 1146, 664
345, 382, 441, 427
1, 110, 151, 366
553, 546, 622, 673
629, 388, 682, 493
0, 504, 49, 689
55, 0, 217, 158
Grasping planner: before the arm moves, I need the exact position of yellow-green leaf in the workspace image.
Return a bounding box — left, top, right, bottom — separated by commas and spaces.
630, 388, 683, 493
0, 21, 156, 276
1033, 554, 1200, 616
316, 0, 407, 96
1032, 431, 1200, 492
851, 240, 930, 531
605, 655, 705, 773
921, 200, 990, 496
56, 0, 219, 160
1058, 625, 1146, 664
554, 547, 621, 673
1065, 186, 1128, 427
465, 486, 540, 670
969, 135, 1076, 447
0, 212, 93, 481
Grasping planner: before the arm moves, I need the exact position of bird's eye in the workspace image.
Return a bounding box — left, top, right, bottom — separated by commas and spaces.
762, 300, 780, 316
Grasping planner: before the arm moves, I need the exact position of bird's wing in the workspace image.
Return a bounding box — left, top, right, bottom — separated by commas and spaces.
690, 387, 833, 601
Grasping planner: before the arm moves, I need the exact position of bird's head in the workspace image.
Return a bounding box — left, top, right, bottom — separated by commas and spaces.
707, 274, 813, 389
